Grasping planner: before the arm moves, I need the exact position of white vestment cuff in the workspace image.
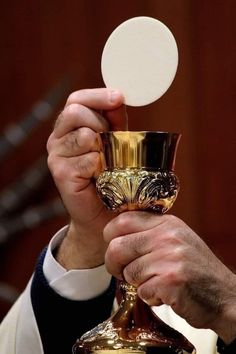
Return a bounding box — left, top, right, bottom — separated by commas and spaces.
43, 226, 112, 300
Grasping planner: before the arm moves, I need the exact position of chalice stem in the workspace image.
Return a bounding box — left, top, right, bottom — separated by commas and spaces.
73, 280, 195, 353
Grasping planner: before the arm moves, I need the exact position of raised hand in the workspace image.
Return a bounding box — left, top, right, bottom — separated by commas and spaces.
47, 88, 125, 268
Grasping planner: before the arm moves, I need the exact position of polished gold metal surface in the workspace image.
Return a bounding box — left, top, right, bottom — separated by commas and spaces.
96, 132, 181, 213
98, 131, 180, 170
73, 131, 195, 354
73, 283, 195, 354
96, 169, 179, 213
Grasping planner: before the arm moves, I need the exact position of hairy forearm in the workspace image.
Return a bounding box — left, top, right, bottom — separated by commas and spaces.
212, 273, 236, 344
215, 311, 236, 344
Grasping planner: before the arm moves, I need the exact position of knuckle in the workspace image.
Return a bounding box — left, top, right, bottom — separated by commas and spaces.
165, 214, 185, 230
66, 92, 76, 105
115, 213, 131, 234
124, 261, 145, 286
63, 128, 96, 154
48, 158, 67, 182
64, 131, 82, 151
106, 238, 124, 264
66, 89, 89, 106
172, 245, 186, 261
138, 282, 162, 306
158, 224, 181, 245
66, 91, 79, 105
166, 214, 178, 222
65, 103, 83, 118
167, 228, 179, 242
163, 214, 179, 225
78, 127, 97, 147
108, 237, 123, 259
132, 233, 146, 256
164, 265, 185, 286
138, 287, 153, 304
86, 152, 100, 170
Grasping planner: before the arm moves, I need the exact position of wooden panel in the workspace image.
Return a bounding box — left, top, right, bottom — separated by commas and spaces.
186, 1, 236, 269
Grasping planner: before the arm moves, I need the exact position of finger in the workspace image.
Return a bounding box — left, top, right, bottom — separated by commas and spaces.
48, 127, 99, 157
123, 252, 158, 287
54, 104, 109, 139
70, 152, 101, 180
105, 230, 153, 279
48, 152, 101, 188
103, 211, 166, 243
65, 88, 124, 110
103, 104, 128, 130
137, 267, 185, 309
122, 245, 174, 285
137, 276, 163, 306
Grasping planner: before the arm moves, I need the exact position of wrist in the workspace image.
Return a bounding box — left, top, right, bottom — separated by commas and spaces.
212, 273, 236, 344
56, 221, 107, 270
215, 309, 236, 344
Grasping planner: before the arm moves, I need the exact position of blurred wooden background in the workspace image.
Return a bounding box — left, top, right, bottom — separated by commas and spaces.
0, 0, 235, 319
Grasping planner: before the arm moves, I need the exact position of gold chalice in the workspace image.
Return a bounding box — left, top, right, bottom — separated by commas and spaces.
73, 131, 195, 354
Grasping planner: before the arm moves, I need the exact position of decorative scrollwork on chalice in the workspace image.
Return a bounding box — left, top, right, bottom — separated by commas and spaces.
96, 169, 179, 213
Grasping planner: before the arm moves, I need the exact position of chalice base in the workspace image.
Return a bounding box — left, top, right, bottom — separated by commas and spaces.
73, 283, 195, 354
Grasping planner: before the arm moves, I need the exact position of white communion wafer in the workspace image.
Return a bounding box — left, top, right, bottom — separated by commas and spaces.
101, 16, 178, 107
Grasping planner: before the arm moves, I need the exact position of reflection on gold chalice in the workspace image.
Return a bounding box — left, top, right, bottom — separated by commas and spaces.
73, 132, 195, 354
96, 131, 180, 213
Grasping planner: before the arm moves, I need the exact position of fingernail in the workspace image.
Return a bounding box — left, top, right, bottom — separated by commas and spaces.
110, 90, 120, 103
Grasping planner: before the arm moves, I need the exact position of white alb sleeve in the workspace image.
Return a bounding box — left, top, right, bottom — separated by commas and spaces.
43, 226, 112, 300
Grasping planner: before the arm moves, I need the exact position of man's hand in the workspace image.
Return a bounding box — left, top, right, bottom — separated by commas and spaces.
47, 88, 125, 269
104, 212, 236, 343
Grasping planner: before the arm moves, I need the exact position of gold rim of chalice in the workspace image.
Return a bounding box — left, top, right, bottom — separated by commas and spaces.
97, 131, 181, 170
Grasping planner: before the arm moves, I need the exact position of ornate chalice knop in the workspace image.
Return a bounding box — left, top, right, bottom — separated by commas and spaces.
73, 131, 196, 354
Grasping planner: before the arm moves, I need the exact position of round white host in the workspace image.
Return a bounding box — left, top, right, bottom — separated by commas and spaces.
101, 16, 178, 107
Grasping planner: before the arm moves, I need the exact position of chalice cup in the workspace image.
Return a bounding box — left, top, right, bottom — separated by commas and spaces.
73, 131, 195, 354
